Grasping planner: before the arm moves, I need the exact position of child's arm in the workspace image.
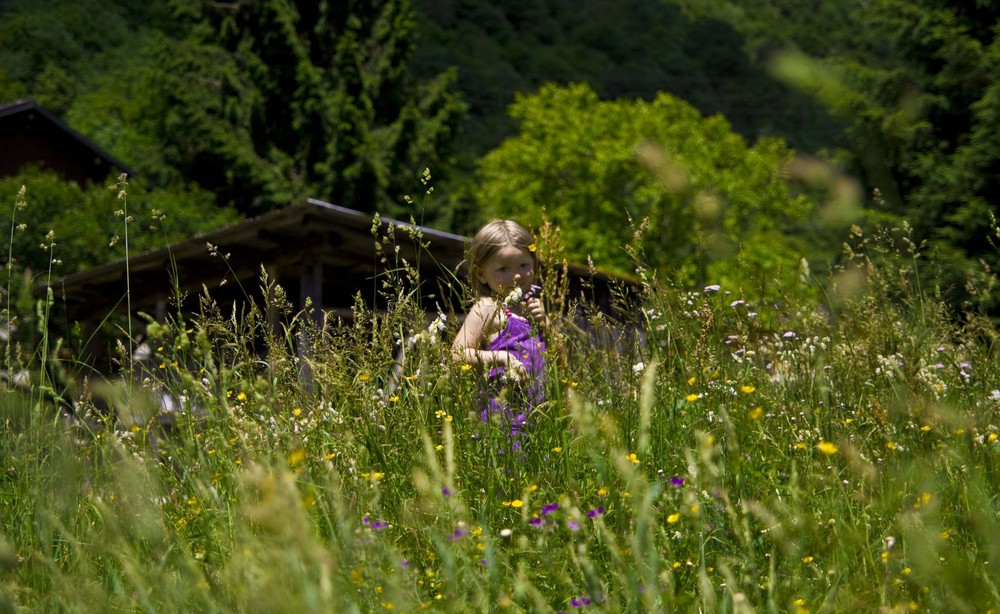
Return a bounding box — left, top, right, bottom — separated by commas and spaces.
525, 297, 549, 331
453, 299, 527, 376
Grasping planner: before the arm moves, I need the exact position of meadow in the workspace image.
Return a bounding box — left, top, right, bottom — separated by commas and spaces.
2, 206, 1000, 613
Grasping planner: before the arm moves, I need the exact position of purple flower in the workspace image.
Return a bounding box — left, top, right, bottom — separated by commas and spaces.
571, 596, 592, 607
567, 520, 580, 531
362, 516, 388, 531
447, 526, 468, 541
442, 486, 451, 497
783, 331, 796, 339
587, 507, 604, 518
529, 517, 543, 527
542, 503, 559, 515
670, 476, 685, 487
400, 559, 410, 569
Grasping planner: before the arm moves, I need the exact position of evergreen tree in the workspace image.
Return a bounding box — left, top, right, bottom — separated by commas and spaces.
166, 0, 467, 217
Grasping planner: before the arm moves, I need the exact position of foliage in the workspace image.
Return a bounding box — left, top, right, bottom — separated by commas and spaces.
2, 206, 1000, 611
0, 168, 239, 275
678, 0, 1000, 315
476, 83, 830, 299
411, 0, 844, 158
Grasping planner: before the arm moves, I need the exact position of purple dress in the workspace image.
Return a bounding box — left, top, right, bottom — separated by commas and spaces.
481, 311, 546, 450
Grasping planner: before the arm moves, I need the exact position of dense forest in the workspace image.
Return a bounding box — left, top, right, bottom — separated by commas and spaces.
1, 0, 998, 312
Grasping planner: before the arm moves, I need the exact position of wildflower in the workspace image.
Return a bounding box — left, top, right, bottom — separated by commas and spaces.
670, 476, 685, 487
460, 364, 472, 372
748, 407, 763, 420
358, 373, 370, 382
667, 513, 681, 524
571, 596, 592, 607
529, 516, 542, 527
542, 503, 559, 515
499, 528, 512, 538
816, 441, 838, 456
324, 452, 337, 460
730, 299, 745, 308
551, 446, 563, 453
685, 393, 699, 402
632, 362, 646, 374
740, 385, 756, 394
236, 391, 248, 402
446, 525, 468, 541
802, 556, 814, 564
528, 243, 537, 252
597, 487, 609, 496
782, 331, 796, 339
887, 441, 898, 451
442, 486, 451, 497
625, 453, 640, 465
288, 449, 307, 466
703, 284, 721, 293
510, 499, 524, 508
920, 425, 932, 432
687, 376, 697, 385
587, 507, 604, 518
567, 520, 580, 531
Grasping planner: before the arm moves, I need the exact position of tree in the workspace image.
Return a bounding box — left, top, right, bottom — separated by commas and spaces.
151, 0, 468, 218
477, 83, 822, 296
678, 0, 1000, 312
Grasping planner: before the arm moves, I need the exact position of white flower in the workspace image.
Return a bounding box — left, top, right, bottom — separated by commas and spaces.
502, 287, 524, 307
703, 284, 721, 293
632, 362, 646, 374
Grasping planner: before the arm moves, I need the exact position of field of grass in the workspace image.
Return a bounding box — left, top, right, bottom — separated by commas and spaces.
2, 211, 1000, 613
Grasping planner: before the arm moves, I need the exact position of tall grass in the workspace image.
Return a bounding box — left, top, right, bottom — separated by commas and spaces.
1, 196, 999, 612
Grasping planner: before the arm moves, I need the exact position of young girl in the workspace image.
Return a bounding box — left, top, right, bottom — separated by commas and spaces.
453, 220, 547, 449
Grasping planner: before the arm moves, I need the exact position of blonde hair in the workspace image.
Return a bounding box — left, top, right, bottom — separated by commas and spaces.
467, 219, 537, 297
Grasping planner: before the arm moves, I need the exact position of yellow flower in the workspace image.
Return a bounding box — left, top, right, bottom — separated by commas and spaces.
748, 407, 763, 420
740, 385, 756, 394
528, 243, 537, 252
802, 556, 814, 564
510, 499, 524, 508
551, 446, 562, 453
236, 391, 248, 402
990, 432, 998, 443
292, 407, 302, 416
816, 441, 838, 456
389, 395, 400, 403
672, 561, 681, 569
920, 424, 931, 432
460, 364, 472, 372
324, 452, 337, 460
597, 487, 609, 497
358, 373, 370, 382
887, 441, 898, 450
687, 376, 696, 385
667, 513, 681, 524
625, 453, 640, 465
685, 393, 699, 402
288, 449, 307, 466
527, 484, 538, 493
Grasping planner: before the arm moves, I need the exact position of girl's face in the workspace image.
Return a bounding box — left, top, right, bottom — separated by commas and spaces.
477, 243, 535, 296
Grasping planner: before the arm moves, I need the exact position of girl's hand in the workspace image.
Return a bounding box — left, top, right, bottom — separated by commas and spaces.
525, 297, 548, 328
